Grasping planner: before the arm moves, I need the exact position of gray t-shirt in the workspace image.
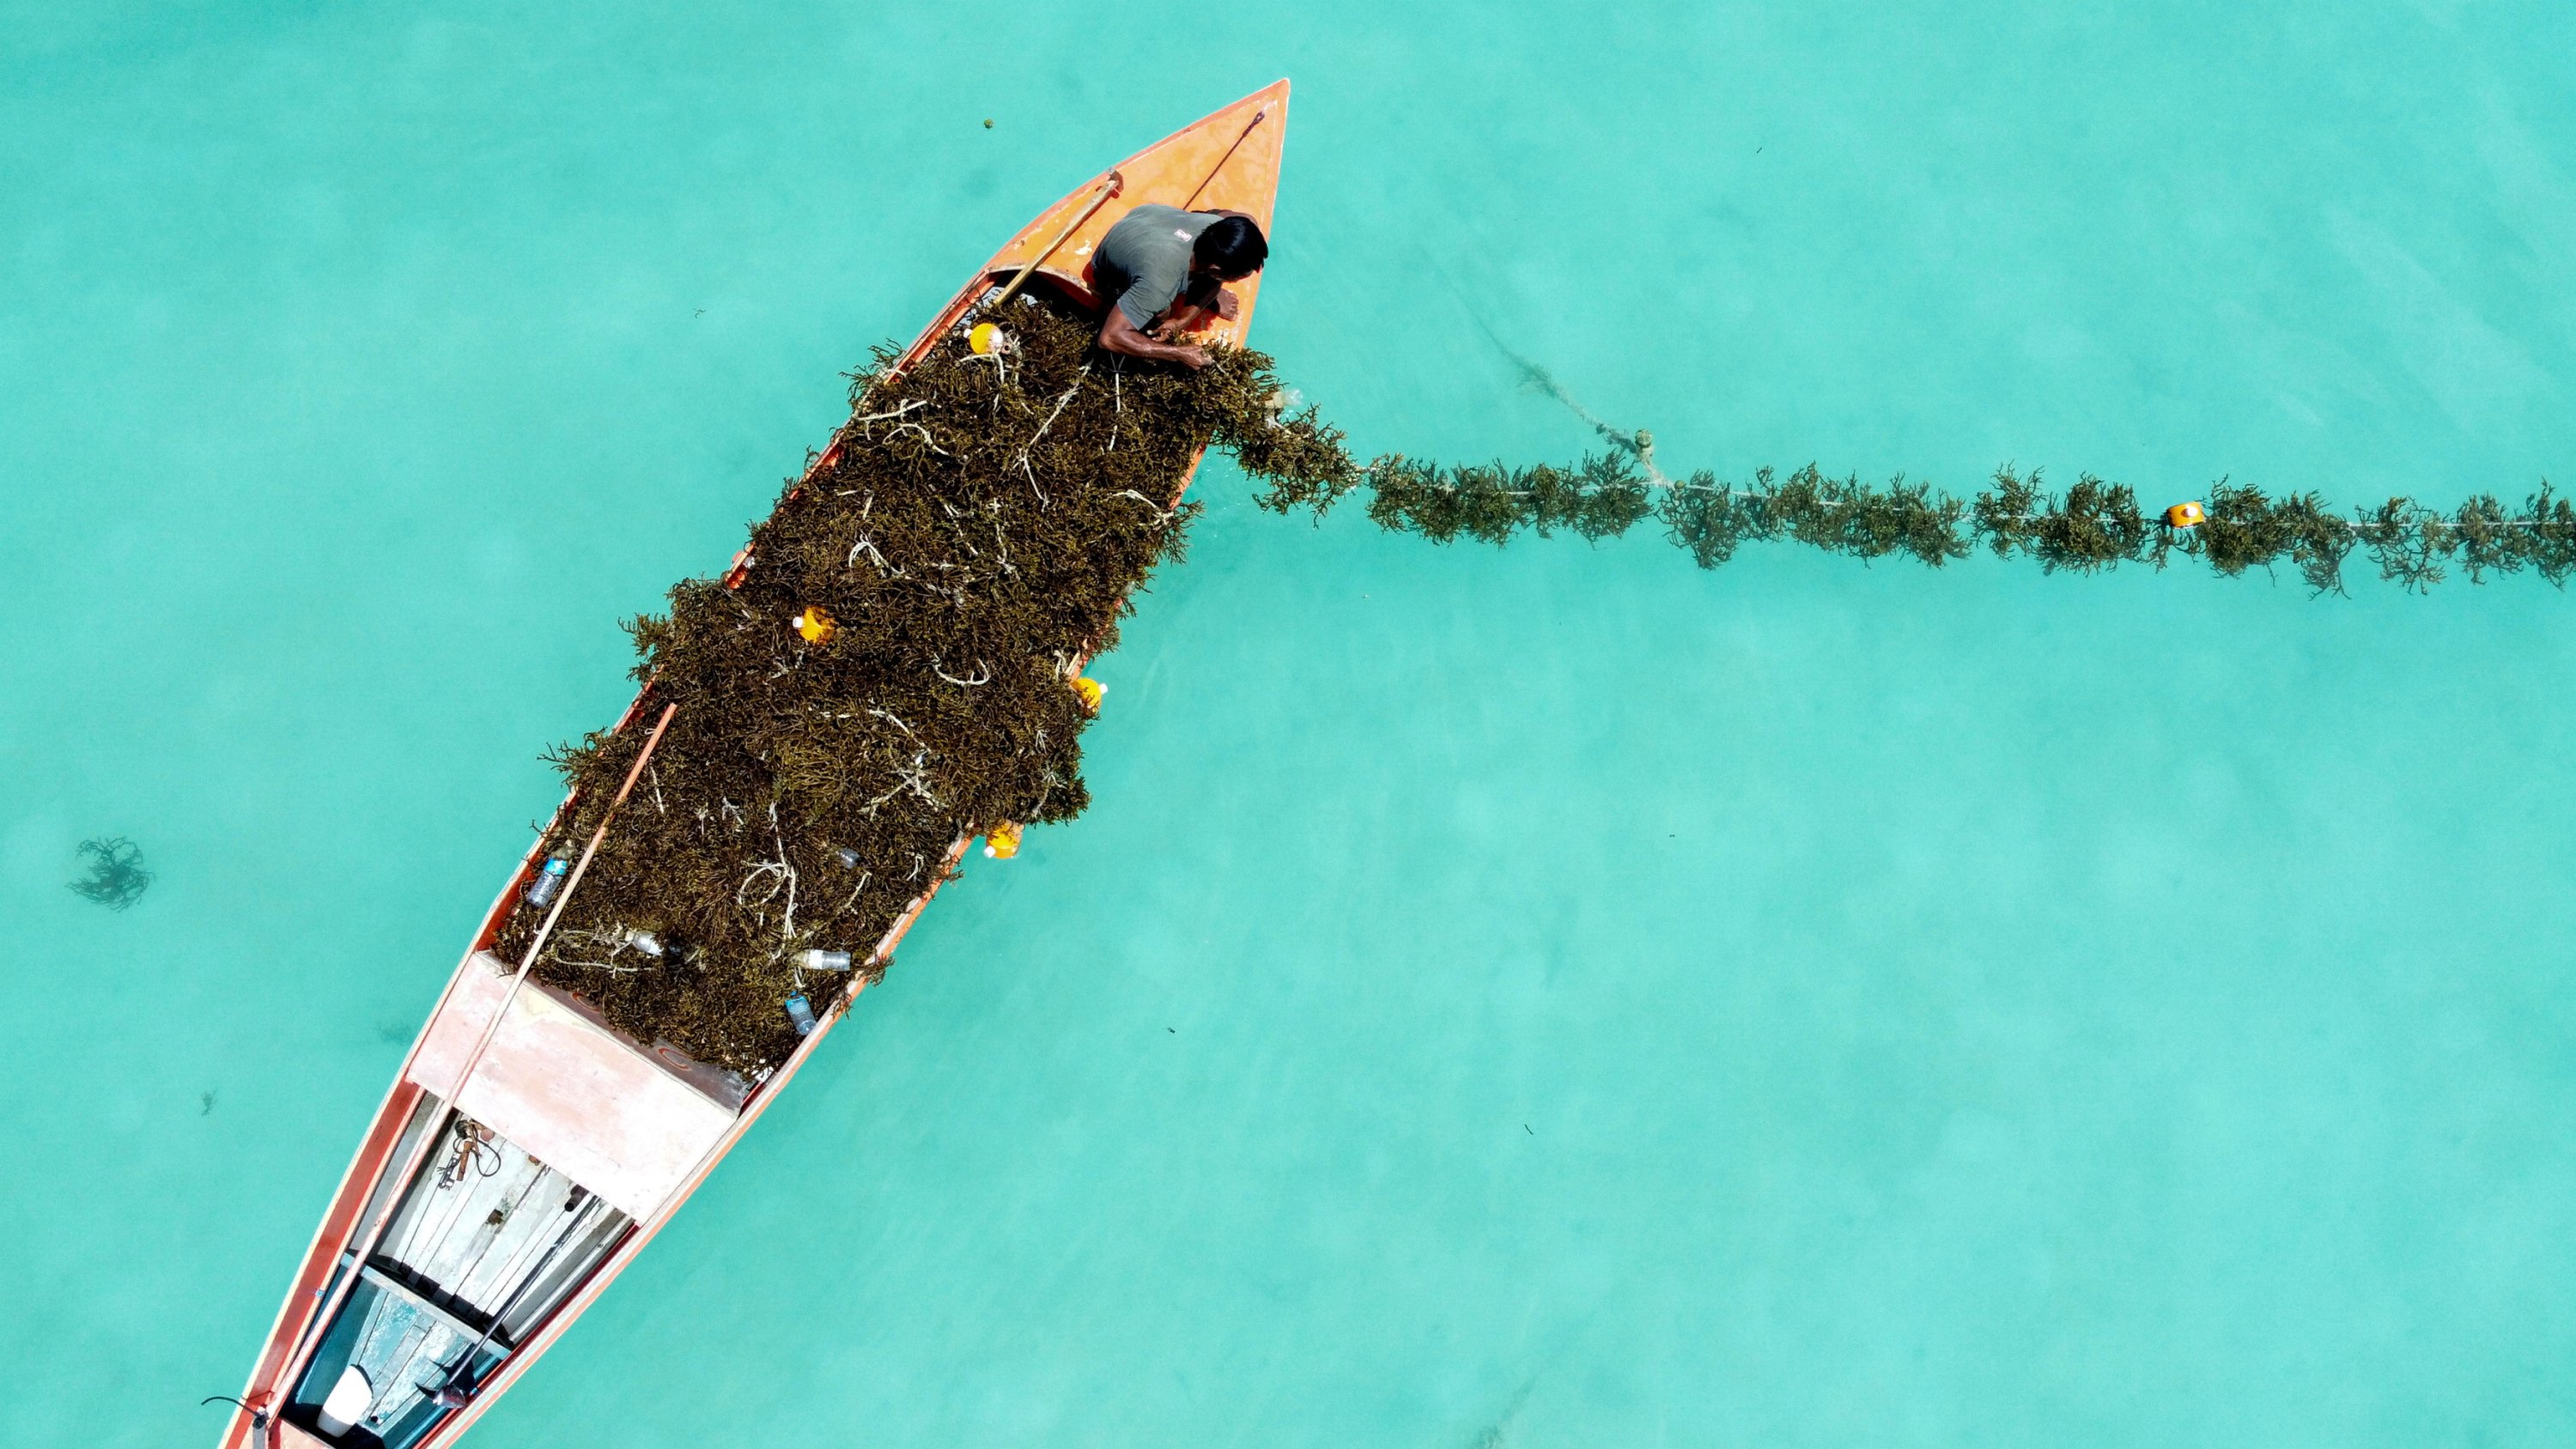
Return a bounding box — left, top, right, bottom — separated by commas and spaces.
1091, 203, 1218, 328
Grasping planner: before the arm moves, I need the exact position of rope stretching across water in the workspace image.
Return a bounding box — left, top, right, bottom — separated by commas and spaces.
1264, 450, 2574, 595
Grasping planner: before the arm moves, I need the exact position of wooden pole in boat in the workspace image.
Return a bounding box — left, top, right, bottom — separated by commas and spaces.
442, 699, 678, 1105
984, 169, 1123, 316
1182, 104, 1270, 210
267, 703, 679, 1433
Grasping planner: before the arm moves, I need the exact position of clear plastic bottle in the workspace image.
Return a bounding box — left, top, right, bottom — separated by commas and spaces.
784, 993, 818, 1036
796, 949, 854, 973
620, 928, 665, 959
835, 846, 862, 870
524, 856, 569, 907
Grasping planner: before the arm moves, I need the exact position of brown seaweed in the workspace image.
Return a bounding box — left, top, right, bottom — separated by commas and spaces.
69, 836, 151, 910
497, 293, 1354, 1073
1272, 447, 2569, 597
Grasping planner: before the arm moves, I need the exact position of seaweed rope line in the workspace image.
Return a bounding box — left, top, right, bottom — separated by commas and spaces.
1378, 468, 2568, 533
454, 701, 677, 1097
268, 702, 678, 1435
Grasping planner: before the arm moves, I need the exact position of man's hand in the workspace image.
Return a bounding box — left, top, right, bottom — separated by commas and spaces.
1100, 306, 1216, 369
1147, 289, 1235, 344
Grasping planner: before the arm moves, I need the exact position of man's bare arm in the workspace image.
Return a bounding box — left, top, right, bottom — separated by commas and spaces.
1150, 291, 1236, 343
1098, 306, 1212, 368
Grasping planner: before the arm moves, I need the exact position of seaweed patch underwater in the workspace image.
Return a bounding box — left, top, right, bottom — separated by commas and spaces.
67, 837, 150, 910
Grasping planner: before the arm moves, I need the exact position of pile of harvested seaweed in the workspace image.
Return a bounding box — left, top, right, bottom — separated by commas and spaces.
498, 291, 1356, 1074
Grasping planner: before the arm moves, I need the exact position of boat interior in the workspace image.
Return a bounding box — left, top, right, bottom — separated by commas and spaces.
283, 1099, 629, 1448
273, 946, 760, 1447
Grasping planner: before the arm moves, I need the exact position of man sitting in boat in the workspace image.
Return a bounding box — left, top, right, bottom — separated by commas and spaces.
1091, 203, 1267, 370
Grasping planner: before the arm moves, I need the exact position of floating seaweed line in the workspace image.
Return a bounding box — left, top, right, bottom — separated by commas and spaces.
1359, 302, 2570, 594
1262, 445, 2574, 597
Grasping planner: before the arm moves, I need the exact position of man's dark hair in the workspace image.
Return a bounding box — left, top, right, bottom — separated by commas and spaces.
1194, 215, 1268, 278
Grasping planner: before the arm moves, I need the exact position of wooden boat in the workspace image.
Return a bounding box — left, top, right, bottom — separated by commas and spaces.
216, 79, 1290, 1449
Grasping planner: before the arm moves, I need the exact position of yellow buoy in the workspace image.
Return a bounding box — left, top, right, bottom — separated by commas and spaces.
2165, 501, 2207, 528
792, 605, 835, 644
984, 822, 1022, 859
1072, 675, 1106, 712
969, 322, 1011, 355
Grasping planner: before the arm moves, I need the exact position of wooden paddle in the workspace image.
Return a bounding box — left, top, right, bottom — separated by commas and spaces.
985, 169, 1125, 315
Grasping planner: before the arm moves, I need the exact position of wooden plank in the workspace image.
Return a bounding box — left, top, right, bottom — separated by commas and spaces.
357, 1262, 508, 1352
216, 1082, 429, 1449
406, 955, 736, 1219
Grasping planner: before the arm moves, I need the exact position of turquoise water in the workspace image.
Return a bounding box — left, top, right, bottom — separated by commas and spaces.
6, 3, 2574, 1445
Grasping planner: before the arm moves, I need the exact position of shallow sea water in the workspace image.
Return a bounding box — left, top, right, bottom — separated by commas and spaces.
5, 3, 2574, 1445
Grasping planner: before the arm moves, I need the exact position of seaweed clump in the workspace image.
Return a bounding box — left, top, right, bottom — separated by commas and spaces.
498, 291, 1355, 1073
1270, 450, 2573, 597
70, 836, 151, 909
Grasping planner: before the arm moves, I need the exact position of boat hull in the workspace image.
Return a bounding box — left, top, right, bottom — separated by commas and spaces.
218, 78, 1289, 1449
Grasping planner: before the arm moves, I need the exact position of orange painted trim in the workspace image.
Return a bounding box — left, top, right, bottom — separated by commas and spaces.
216, 1082, 422, 1449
